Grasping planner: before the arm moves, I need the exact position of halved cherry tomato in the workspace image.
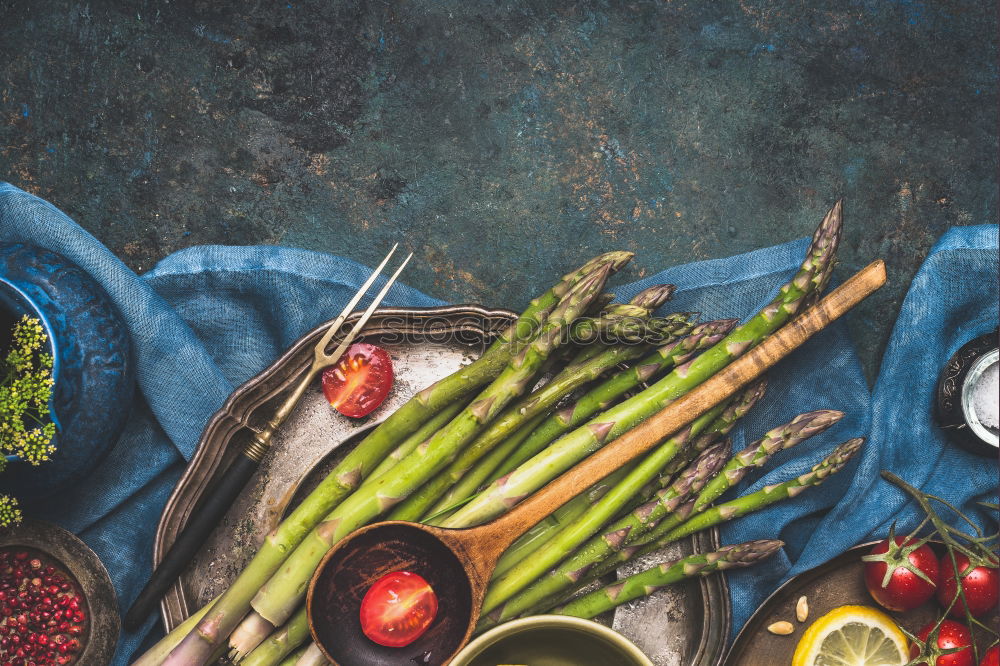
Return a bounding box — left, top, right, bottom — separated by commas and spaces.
359, 570, 438, 648
321, 343, 394, 418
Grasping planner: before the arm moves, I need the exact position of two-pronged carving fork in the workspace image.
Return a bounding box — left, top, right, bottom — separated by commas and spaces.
125, 245, 413, 630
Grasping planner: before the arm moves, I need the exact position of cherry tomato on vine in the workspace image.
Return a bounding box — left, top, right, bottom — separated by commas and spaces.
911, 620, 974, 666
863, 536, 940, 612
359, 570, 439, 648
936, 552, 999, 618
980, 646, 1000, 666
321, 343, 394, 418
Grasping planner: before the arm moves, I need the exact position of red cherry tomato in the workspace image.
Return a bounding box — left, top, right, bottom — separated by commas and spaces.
937, 552, 1000, 618
321, 343, 393, 418
981, 646, 1000, 666
359, 571, 438, 648
911, 620, 974, 666
863, 537, 940, 612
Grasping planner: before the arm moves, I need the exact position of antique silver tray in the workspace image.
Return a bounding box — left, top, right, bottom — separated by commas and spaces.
154, 305, 729, 665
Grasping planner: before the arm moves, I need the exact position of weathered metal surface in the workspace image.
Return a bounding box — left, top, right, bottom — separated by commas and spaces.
156, 306, 728, 665
1, 1, 996, 385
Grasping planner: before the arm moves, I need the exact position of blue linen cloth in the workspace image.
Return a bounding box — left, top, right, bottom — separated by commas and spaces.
0, 182, 995, 662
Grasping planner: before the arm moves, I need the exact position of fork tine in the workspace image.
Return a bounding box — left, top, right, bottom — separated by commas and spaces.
315, 243, 399, 354
321, 252, 414, 364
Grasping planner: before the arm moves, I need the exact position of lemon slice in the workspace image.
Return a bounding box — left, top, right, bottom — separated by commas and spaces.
791, 605, 909, 666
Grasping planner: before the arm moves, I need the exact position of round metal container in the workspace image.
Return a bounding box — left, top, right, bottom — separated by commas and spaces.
961, 348, 998, 447
935, 328, 999, 456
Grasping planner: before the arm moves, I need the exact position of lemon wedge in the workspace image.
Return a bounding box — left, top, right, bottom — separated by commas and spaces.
791, 605, 909, 666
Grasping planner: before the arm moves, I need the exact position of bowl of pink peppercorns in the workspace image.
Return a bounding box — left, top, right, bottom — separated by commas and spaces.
0, 520, 118, 665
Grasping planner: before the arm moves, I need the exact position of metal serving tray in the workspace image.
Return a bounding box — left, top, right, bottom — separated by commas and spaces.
154, 305, 729, 665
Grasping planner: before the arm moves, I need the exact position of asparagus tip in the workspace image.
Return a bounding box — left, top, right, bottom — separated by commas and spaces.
722, 539, 785, 566
629, 284, 676, 310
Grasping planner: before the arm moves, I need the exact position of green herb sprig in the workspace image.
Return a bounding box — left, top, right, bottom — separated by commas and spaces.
0, 315, 56, 527
0, 496, 21, 528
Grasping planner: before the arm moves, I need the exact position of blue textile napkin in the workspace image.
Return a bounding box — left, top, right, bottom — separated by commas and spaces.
0, 182, 996, 662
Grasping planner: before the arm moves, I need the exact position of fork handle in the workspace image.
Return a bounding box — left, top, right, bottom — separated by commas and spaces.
124, 453, 258, 630
245, 363, 323, 462
126, 360, 321, 629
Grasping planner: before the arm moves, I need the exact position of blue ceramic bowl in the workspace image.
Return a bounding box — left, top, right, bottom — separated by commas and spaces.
0, 243, 134, 501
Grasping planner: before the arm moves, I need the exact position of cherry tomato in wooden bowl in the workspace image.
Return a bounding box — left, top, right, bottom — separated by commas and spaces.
937, 552, 999, 618
321, 343, 394, 418
359, 570, 439, 648
911, 619, 975, 666
863, 536, 940, 612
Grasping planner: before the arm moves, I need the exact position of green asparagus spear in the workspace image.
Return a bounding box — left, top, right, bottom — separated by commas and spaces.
240, 605, 309, 666
421, 412, 551, 525
573, 283, 678, 336
493, 400, 744, 578
421, 412, 549, 524
486, 319, 738, 486
692, 410, 843, 513
480, 402, 731, 614
552, 540, 784, 619
226, 266, 611, 656
391, 341, 651, 522
616, 378, 766, 520
657, 378, 768, 484
130, 596, 218, 666
441, 205, 841, 530
588, 291, 616, 311
624, 284, 678, 310
491, 461, 640, 579
487, 383, 755, 581
582, 410, 847, 586
289, 643, 326, 666
366, 399, 467, 480
568, 287, 684, 360
410, 286, 688, 522
627, 438, 864, 563
277, 645, 308, 666
480, 440, 730, 628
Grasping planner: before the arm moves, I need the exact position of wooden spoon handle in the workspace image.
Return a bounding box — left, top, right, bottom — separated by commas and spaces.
473, 259, 886, 554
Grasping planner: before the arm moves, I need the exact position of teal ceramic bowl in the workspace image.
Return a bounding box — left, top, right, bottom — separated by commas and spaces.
449, 615, 654, 666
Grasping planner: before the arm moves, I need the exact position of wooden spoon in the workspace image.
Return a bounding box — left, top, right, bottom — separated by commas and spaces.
306, 260, 887, 666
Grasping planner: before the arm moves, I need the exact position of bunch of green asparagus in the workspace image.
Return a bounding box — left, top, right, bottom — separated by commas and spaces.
137, 201, 864, 666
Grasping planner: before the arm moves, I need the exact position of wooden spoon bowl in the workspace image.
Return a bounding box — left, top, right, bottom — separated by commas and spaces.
308, 522, 477, 666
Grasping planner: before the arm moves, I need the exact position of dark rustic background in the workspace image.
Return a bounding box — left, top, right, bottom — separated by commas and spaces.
1, 0, 996, 381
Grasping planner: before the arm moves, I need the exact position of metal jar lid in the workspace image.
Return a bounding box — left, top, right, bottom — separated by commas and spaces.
935, 328, 999, 456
